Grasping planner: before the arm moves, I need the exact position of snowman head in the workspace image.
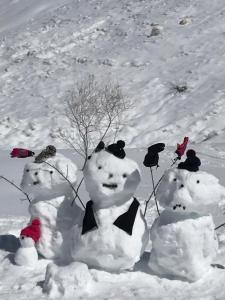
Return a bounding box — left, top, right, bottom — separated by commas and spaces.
20, 153, 78, 200
83, 141, 141, 208
19, 236, 35, 248
157, 168, 225, 214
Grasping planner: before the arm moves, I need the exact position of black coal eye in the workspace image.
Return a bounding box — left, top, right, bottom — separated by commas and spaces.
173, 178, 177, 182
34, 172, 38, 176
26, 169, 29, 172
50, 170, 53, 174
88, 155, 91, 160
123, 173, 127, 178
197, 180, 200, 184
98, 166, 102, 170
21, 236, 24, 240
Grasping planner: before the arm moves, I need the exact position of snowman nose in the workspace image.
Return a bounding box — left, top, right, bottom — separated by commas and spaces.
108, 173, 113, 179
33, 181, 39, 185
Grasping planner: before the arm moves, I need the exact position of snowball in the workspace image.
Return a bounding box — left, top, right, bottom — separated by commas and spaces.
84, 150, 141, 209
156, 168, 225, 214
43, 262, 92, 298
148, 210, 218, 281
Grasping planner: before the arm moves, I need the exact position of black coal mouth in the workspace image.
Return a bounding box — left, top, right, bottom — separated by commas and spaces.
102, 183, 118, 189
173, 204, 186, 210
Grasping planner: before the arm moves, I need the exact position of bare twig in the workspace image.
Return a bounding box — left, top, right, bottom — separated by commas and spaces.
0, 175, 31, 203
58, 75, 131, 166
144, 157, 179, 216
215, 223, 225, 231
43, 161, 85, 209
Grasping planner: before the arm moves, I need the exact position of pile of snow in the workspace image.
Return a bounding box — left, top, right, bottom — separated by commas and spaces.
43, 262, 92, 298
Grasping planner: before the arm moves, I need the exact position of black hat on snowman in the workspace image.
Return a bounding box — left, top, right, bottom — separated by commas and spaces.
95, 140, 126, 159
178, 149, 201, 172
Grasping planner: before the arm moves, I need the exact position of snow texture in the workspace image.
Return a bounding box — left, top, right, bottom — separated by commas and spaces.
2, 0, 225, 149
43, 261, 92, 298
71, 150, 149, 271
20, 153, 83, 260
148, 210, 218, 282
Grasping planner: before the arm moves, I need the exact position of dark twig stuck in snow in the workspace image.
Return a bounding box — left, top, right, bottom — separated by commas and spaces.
168, 82, 188, 95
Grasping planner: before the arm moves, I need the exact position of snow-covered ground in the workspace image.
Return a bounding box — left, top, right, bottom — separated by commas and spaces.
1, 0, 225, 148
1, 148, 225, 299
1, 0, 225, 298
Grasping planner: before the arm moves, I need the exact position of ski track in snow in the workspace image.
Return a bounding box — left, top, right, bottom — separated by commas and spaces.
1, 0, 225, 149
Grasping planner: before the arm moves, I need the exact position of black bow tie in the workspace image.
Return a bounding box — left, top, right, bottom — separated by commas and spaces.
81, 198, 140, 236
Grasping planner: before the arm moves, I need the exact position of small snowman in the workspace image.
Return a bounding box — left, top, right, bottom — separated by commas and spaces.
70, 140, 149, 272
148, 150, 225, 281
14, 219, 40, 267
18, 147, 83, 262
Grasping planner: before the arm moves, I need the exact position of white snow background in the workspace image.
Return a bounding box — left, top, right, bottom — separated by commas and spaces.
1, 0, 225, 299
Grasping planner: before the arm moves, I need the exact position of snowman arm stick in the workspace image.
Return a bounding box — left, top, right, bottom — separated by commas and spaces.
71, 177, 84, 206
215, 222, 225, 231
144, 158, 179, 216
0, 175, 31, 203
43, 161, 85, 209
144, 173, 163, 216
150, 167, 160, 216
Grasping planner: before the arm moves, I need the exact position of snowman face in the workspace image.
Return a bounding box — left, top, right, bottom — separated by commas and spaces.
20, 154, 77, 200
20, 236, 35, 248
84, 150, 141, 208
157, 168, 225, 213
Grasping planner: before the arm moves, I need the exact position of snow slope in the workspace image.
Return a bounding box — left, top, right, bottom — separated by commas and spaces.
1, 0, 225, 149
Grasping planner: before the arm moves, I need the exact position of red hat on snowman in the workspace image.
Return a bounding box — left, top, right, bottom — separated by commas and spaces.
20, 219, 41, 243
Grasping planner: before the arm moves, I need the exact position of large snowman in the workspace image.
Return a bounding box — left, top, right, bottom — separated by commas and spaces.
70, 140, 149, 272
15, 147, 83, 265
148, 149, 225, 281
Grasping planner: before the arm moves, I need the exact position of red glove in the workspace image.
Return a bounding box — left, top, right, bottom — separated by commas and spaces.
175, 137, 189, 159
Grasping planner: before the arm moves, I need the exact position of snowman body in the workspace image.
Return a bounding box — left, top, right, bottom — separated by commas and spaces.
148, 168, 225, 281
20, 153, 82, 260
14, 237, 38, 267
71, 146, 149, 272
